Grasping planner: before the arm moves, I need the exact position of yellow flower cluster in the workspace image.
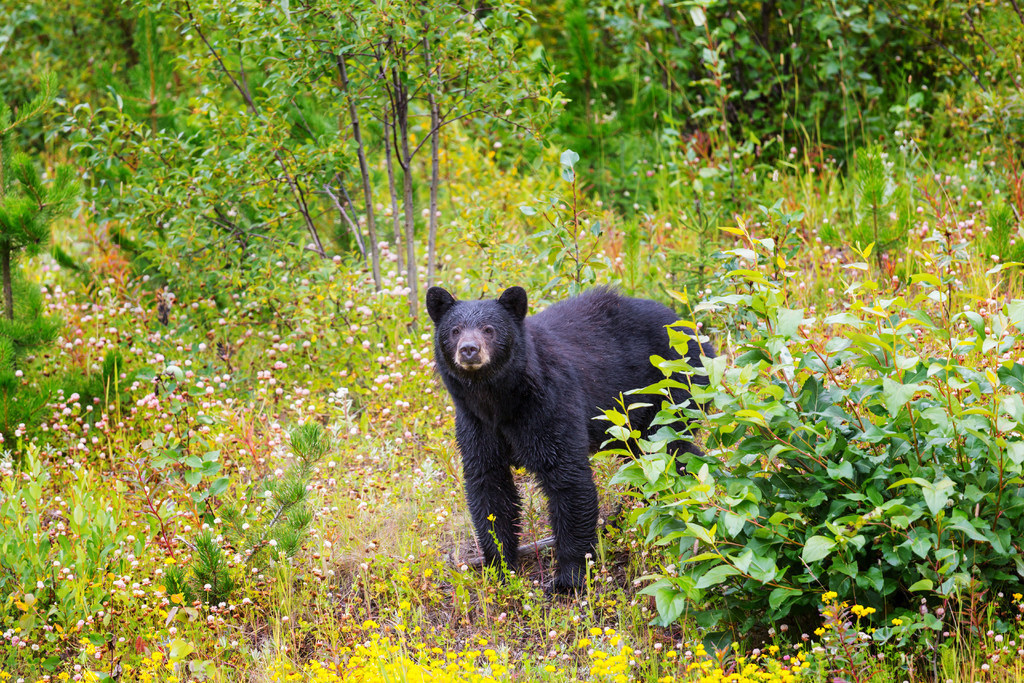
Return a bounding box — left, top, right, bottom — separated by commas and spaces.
682, 657, 810, 683
577, 627, 634, 682
269, 636, 505, 683
589, 644, 633, 681
650, 638, 812, 683
129, 651, 180, 683
850, 604, 876, 619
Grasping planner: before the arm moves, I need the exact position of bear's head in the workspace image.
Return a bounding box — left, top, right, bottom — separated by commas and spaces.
425, 286, 527, 379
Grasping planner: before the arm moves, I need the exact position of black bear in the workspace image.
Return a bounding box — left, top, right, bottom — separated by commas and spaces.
425, 285, 713, 593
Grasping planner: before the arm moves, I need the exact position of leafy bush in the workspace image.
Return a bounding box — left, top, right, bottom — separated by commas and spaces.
612, 220, 1024, 635
65, 0, 562, 324
535, 0, 1024, 213
0, 450, 131, 647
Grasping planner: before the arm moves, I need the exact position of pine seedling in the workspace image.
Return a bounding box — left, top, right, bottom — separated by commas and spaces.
852, 143, 909, 271
240, 422, 328, 564
165, 422, 330, 603
983, 201, 1024, 263
190, 530, 238, 606
203, 422, 330, 583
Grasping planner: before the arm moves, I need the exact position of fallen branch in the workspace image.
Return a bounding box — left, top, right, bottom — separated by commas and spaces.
456, 535, 556, 568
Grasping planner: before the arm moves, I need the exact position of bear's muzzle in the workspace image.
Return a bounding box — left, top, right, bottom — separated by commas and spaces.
456, 331, 490, 370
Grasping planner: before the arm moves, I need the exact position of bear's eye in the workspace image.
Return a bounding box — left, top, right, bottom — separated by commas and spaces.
482, 325, 495, 336
450, 327, 461, 338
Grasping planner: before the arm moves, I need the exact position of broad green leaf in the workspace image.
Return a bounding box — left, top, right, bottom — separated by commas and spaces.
695, 563, 740, 589
747, 554, 779, 584
949, 516, 986, 543
1008, 300, 1024, 329
208, 477, 230, 497
911, 272, 942, 288
882, 376, 920, 418
910, 534, 931, 558
768, 586, 802, 611
802, 535, 836, 563
922, 478, 955, 516
168, 638, 195, 662
641, 455, 668, 484
684, 552, 724, 563
685, 522, 717, 546
908, 578, 933, 592
824, 312, 866, 327
640, 579, 688, 624
776, 307, 805, 339
827, 460, 854, 480
721, 511, 746, 536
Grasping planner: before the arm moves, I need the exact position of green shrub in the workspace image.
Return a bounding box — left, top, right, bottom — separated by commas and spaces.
536, 0, 1023, 208
610, 222, 1024, 637
982, 200, 1024, 265
0, 450, 131, 646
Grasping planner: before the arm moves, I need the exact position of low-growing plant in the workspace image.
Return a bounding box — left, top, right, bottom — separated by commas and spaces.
982, 199, 1024, 265
0, 448, 132, 672
610, 219, 1024, 639
223, 421, 326, 565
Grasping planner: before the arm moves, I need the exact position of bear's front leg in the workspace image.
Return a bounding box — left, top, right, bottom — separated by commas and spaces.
538, 456, 599, 594
457, 414, 521, 577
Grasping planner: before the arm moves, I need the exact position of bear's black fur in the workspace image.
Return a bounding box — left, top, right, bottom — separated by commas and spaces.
426, 285, 713, 593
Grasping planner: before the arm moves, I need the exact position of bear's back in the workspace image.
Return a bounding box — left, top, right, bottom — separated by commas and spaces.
525, 289, 687, 448
527, 287, 678, 359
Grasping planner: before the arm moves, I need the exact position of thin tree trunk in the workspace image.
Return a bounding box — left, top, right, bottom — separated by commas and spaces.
322, 180, 366, 257
338, 53, 381, 291
1, 245, 13, 321
392, 66, 418, 322
402, 160, 417, 321
383, 112, 404, 274
423, 35, 441, 289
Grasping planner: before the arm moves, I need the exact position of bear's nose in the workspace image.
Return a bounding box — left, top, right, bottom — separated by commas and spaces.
458, 342, 480, 363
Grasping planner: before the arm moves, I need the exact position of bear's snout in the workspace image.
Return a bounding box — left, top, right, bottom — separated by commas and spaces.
459, 342, 479, 362
455, 331, 490, 370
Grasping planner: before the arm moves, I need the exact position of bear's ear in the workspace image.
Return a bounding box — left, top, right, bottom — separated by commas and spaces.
426, 287, 457, 325
497, 286, 528, 322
